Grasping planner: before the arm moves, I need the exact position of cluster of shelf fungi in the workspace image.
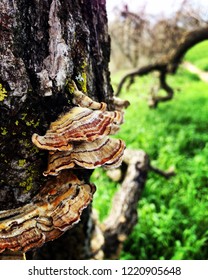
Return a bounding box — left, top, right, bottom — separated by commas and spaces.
0, 82, 150, 258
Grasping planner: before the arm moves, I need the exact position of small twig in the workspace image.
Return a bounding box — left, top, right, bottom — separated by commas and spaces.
149, 164, 175, 179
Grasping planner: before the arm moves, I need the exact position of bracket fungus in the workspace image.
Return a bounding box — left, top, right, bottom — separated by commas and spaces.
32, 107, 124, 151
0, 171, 95, 253
32, 81, 126, 176
0, 81, 126, 254
43, 137, 125, 176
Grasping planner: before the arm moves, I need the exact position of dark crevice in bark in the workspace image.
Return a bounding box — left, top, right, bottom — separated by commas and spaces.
14, 0, 51, 92
0, 0, 115, 259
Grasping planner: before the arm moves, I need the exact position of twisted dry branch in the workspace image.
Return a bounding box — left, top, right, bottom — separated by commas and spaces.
115, 27, 208, 107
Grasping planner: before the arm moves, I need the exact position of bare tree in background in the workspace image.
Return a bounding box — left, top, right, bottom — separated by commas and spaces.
110, 1, 208, 106
110, 0, 208, 69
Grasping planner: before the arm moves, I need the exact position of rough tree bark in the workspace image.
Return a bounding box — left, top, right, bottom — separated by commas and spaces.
0, 0, 149, 260
0, 0, 113, 259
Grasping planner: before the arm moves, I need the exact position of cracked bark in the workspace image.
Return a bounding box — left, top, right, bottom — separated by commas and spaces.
0, 0, 112, 260
0, 0, 150, 260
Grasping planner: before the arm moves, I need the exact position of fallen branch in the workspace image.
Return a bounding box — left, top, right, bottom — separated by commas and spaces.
91, 149, 149, 259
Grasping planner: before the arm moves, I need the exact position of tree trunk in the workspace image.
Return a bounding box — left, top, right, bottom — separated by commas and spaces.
0, 0, 112, 259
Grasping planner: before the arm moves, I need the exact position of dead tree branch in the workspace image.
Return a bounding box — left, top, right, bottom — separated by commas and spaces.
90, 149, 177, 259
91, 149, 149, 259
115, 27, 208, 107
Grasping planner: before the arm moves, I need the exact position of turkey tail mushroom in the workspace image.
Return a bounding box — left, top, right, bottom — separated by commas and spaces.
32, 107, 124, 151
0, 82, 127, 254
43, 137, 126, 176
0, 171, 95, 253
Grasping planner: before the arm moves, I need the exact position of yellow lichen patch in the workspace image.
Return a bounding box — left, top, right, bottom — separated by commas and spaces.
76, 60, 88, 93
18, 159, 26, 167
26, 119, 40, 128
19, 170, 36, 192
79, 72, 87, 93
66, 79, 75, 94
21, 113, 27, 121
0, 84, 7, 102
67, 75, 87, 96
80, 60, 87, 70
1, 127, 8, 136
20, 176, 33, 192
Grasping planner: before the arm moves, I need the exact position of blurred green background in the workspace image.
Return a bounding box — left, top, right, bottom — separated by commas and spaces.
92, 41, 208, 260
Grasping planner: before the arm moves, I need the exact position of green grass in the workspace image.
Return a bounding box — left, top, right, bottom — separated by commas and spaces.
185, 40, 208, 71
92, 42, 208, 259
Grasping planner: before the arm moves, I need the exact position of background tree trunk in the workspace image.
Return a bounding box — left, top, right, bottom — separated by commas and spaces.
0, 0, 112, 259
